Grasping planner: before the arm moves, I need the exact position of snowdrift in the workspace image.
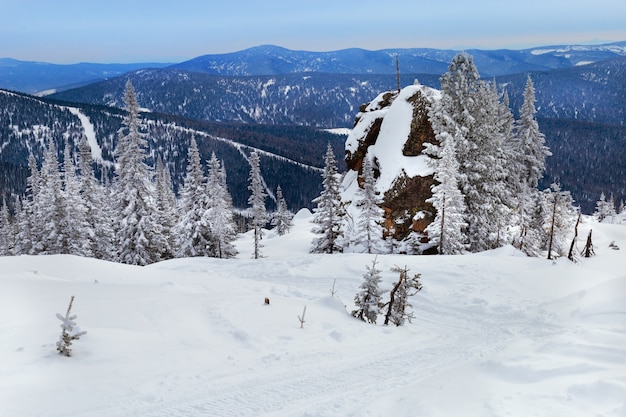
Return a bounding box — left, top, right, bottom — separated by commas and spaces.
1, 214, 625, 417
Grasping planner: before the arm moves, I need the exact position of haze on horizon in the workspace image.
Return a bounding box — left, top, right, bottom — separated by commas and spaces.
3, 0, 626, 64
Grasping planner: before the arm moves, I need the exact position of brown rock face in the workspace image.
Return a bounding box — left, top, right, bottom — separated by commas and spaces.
344, 87, 439, 245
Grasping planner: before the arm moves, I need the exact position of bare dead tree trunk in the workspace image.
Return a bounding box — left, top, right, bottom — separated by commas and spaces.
567, 209, 581, 261
583, 229, 595, 258
547, 192, 558, 260
383, 269, 405, 325
298, 306, 307, 328
438, 193, 446, 255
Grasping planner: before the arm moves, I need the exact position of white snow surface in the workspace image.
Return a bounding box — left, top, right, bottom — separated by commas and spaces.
1, 210, 625, 417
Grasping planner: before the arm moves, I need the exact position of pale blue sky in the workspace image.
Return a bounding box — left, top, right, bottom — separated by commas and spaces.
3, 0, 625, 63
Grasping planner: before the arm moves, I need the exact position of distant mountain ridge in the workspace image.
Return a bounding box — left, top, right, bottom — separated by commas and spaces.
0, 59, 171, 94
3, 41, 625, 95
170, 42, 626, 77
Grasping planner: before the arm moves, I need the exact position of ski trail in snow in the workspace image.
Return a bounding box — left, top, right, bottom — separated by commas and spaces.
68, 107, 110, 165
49, 298, 515, 417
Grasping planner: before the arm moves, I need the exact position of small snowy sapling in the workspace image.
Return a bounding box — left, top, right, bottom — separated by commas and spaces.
56, 296, 87, 357
352, 257, 385, 324
383, 266, 423, 326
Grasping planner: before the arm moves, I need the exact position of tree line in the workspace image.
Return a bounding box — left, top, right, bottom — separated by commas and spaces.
0, 82, 249, 264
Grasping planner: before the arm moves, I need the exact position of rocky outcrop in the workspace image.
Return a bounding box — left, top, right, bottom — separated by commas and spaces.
342, 83, 440, 249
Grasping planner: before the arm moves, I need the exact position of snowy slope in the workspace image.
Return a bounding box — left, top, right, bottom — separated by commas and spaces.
1, 211, 625, 417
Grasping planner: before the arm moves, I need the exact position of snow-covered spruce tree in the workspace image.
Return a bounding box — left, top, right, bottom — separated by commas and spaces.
56, 296, 87, 357
175, 136, 214, 258
114, 80, 167, 265
0, 198, 14, 256
31, 140, 68, 255
271, 185, 294, 236
352, 157, 385, 254
424, 131, 467, 255
383, 266, 422, 326
544, 183, 576, 259
464, 81, 514, 249
512, 76, 552, 255
311, 143, 346, 254
206, 152, 238, 259
62, 141, 93, 257
594, 192, 617, 222
433, 53, 514, 252
77, 137, 116, 261
155, 155, 177, 259
352, 257, 385, 324
14, 155, 40, 255
247, 151, 269, 259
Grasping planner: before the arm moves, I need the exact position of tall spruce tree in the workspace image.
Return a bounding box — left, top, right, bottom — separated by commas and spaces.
311, 143, 346, 254
78, 137, 116, 261
424, 132, 467, 254
271, 185, 294, 236
175, 136, 214, 258
0, 199, 13, 256
62, 141, 92, 257
432, 53, 513, 252
206, 152, 238, 258
114, 80, 166, 265
32, 140, 67, 255
155, 155, 177, 259
513, 76, 552, 255
247, 151, 268, 259
352, 157, 385, 254
15, 156, 41, 255
544, 183, 576, 259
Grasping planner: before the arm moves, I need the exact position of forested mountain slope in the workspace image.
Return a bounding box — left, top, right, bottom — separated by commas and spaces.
50, 56, 626, 127
0, 89, 345, 211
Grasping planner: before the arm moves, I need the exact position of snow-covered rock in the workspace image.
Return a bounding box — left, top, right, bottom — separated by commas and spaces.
342, 83, 441, 245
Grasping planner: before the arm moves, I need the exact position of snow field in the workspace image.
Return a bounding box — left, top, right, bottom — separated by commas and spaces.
1, 212, 625, 416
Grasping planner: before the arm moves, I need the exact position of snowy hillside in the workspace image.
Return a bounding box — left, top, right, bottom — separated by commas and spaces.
1, 210, 625, 417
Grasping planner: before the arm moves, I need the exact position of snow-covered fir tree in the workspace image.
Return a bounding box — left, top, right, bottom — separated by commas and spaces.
544, 183, 577, 259
31, 140, 67, 255
0, 199, 14, 256
594, 192, 617, 222
14, 196, 33, 256
383, 266, 422, 326
424, 131, 467, 255
175, 136, 214, 258
271, 185, 293, 236
512, 76, 552, 255
56, 296, 87, 357
155, 155, 177, 259
15, 155, 41, 255
77, 137, 116, 261
206, 152, 238, 259
247, 151, 268, 259
114, 80, 167, 265
463, 80, 514, 250
311, 143, 346, 254
432, 52, 514, 252
352, 257, 385, 324
351, 157, 386, 254
62, 141, 92, 257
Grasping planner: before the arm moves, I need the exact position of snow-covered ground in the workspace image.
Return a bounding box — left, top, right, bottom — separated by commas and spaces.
1, 210, 625, 417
